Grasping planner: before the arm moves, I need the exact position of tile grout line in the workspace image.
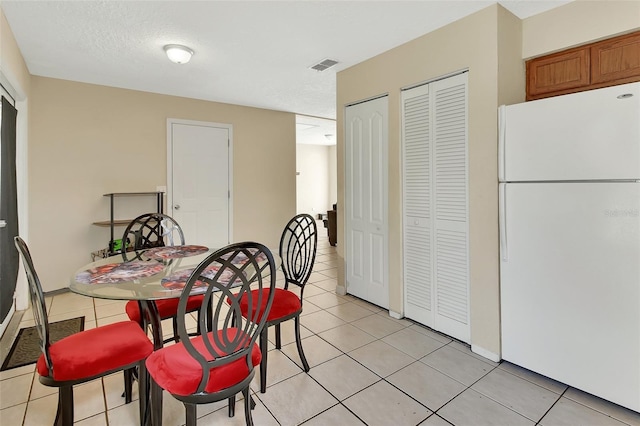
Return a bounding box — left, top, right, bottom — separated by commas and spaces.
21, 370, 38, 426
430, 345, 547, 424
10, 238, 638, 426
259, 287, 392, 425
309, 319, 437, 421
534, 387, 569, 426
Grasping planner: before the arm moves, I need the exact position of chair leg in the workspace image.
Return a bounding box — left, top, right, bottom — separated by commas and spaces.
259, 329, 268, 393
275, 324, 282, 349
294, 315, 310, 372
124, 368, 133, 403
150, 376, 163, 426
243, 387, 254, 426
124, 308, 145, 401
56, 385, 74, 426
138, 361, 148, 426
185, 403, 197, 426
54, 389, 63, 426
228, 395, 235, 417
122, 365, 139, 402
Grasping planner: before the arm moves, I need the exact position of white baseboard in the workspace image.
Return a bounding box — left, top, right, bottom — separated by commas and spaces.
388, 310, 403, 320
471, 344, 501, 363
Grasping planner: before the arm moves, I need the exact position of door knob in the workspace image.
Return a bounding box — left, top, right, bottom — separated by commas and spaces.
174, 204, 180, 210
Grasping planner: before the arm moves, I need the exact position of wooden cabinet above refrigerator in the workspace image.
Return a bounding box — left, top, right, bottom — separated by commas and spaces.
527, 30, 640, 101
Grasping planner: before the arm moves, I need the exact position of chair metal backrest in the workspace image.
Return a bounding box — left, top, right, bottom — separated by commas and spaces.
176, 242, 277, 394
121, 213, 185, 258
13, 236, 54, 374
279, 213, 318, 289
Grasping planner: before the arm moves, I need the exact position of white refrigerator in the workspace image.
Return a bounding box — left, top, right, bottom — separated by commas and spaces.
499, 82, 640, 412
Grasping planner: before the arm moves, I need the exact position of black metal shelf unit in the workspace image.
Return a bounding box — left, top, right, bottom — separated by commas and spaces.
93, 192, 164, 256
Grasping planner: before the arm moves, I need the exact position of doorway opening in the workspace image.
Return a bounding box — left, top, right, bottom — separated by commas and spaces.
295, 115, 337, 242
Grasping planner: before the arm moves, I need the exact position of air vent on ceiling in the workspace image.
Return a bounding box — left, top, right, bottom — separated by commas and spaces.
310, 58, 339, 72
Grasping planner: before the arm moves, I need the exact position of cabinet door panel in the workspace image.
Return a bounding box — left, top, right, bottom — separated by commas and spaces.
591, 31, 640, 85
526, 48, 590, 100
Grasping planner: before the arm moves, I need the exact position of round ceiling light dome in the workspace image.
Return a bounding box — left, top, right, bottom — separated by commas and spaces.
164, 44, 194, 64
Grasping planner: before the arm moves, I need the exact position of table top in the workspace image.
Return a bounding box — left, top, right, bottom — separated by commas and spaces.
69, 245, 279, 301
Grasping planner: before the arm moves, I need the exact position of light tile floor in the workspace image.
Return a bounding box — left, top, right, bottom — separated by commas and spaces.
2, 226, 640, 425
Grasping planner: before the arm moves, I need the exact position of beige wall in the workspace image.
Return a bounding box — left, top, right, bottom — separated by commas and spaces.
0, 9, 30, 100
296, 143, 332, 215
30, 77, 296, 292
523, 0, 640, 59
1, 8, 31, 311
337, 5, 517, 356
6, 0, 639, 346
336, 0, 639, 359
498, 6, 526, 105
328, 144, 337, 206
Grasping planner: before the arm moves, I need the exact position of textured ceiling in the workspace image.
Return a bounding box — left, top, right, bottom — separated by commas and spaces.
2, 0, 572, 143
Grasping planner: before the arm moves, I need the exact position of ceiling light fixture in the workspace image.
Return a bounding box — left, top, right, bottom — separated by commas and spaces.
163, 44, 194, 64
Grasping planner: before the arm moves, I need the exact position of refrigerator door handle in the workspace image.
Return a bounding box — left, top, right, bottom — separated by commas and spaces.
498, 105, 506, 182
499, 183, 508, 261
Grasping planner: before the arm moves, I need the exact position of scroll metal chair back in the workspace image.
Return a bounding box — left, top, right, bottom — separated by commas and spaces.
120, 213, 207, 400
121, 213, 203, 340
121, 212, 185, 260
146, 242, 277, 426
280, 212, 318, 294
14, 237, 153, 426
15, 236, 52, 372
230, 213, 318, 393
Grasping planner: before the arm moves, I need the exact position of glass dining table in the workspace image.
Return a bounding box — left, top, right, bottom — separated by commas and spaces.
70, 244, 280, 345
69, 245, 216, 349
69, 244, 279, 425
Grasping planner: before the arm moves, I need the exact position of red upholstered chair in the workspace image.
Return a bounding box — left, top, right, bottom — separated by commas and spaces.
122, 212, 201, 341
14, 237, 154, 426
230, 213, 317, 393
121, 213, 209, 398
146, 242, 277, 426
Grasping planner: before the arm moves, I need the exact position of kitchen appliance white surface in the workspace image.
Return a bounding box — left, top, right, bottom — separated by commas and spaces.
499, 82, 640, 412
498, 82, 640, 182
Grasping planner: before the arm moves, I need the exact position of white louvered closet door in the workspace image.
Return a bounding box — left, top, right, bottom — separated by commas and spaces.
402, 84, 433, 326
402, 72, 469, 343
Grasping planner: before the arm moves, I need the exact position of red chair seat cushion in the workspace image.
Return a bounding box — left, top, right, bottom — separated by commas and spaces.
36, 321, 154, 382
229, 288, 301, 322
146, 328, 261, 396
125, 295, 205, 322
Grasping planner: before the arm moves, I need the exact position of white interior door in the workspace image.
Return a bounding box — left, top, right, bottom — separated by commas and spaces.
345, 96, 389, 309
168, 119, 232, 248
